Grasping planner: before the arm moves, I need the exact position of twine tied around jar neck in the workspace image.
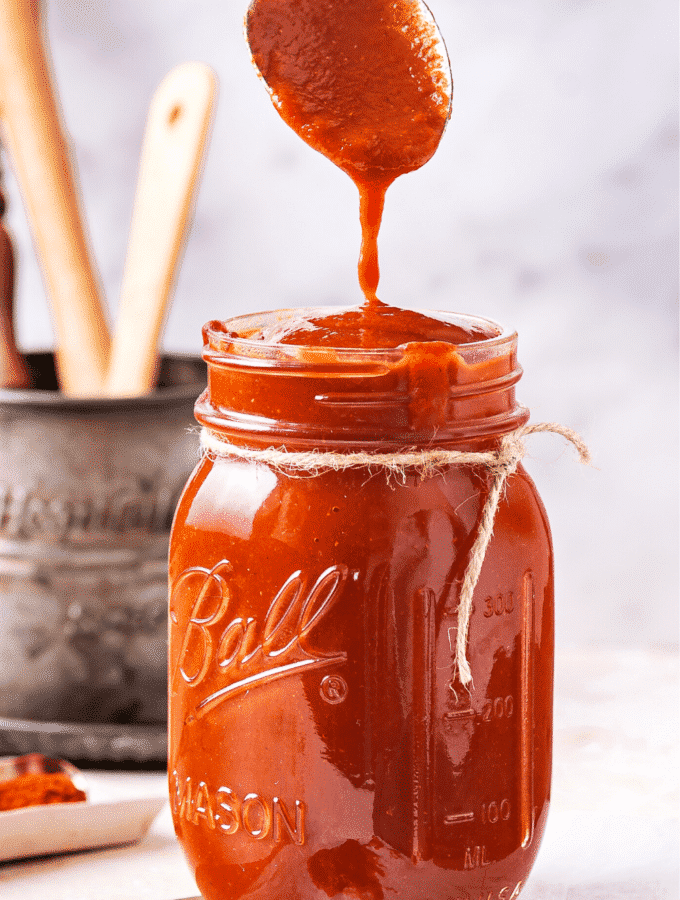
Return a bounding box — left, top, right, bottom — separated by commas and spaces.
200, 422, 590, 687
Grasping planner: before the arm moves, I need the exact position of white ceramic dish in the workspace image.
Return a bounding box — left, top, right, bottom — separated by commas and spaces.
0, 794, 166, 862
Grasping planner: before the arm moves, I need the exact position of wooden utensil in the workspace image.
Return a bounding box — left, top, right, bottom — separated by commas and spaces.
0, 0, 110, 396
0, 169, 31, 388
104, 62, 216, 397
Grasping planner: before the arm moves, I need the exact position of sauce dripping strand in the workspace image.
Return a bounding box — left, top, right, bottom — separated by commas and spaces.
245, 0, 452, 304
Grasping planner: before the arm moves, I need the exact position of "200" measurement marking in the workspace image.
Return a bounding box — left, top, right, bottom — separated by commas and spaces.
481, 695, 514, 721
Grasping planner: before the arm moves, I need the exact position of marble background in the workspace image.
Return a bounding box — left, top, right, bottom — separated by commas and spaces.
1, 0, 677, 651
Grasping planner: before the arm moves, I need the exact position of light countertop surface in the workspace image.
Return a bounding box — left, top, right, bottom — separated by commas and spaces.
0, 647, 677, 900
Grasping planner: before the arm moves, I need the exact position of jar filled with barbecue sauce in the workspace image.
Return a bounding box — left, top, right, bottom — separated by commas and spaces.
168, 305, 553, 900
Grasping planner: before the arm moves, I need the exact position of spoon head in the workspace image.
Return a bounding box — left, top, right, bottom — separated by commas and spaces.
245, 0, 453, 181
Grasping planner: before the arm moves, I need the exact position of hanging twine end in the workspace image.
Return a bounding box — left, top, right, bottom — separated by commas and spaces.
454, 421, 591, 686
520, 422, 592, 467
456, 661, 474, 691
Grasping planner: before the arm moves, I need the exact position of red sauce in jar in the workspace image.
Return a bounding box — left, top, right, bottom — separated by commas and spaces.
169, 311, 553, 900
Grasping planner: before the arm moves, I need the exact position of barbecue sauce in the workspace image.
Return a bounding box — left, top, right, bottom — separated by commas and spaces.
168, 4, 554, 899
169, 309, 553, 900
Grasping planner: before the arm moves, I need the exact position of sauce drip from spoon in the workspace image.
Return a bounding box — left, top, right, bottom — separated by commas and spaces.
245, 0, 452, 305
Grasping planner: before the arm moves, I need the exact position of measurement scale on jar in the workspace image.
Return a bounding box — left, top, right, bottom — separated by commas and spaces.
410, 568, 537, 866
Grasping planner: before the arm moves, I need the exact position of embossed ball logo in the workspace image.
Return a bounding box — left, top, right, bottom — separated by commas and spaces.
170, 560, 351, 719
320, 674, 348, 704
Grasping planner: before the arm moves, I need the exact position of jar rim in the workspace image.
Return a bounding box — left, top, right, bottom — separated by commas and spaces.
203, 307, 517, 372
198, 307, 527, 450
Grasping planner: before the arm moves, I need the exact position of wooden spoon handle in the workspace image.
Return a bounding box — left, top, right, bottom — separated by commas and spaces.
0, 0, 110, 396
104, 62, 216, 397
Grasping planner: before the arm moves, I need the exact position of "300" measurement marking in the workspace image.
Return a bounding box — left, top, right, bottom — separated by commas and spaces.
483, 591, 514, 617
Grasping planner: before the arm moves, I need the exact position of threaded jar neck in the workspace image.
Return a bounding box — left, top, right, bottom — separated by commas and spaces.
196, 307, 528, 451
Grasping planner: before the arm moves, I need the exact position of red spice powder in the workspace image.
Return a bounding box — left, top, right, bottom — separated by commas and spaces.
0, 771, 86, 811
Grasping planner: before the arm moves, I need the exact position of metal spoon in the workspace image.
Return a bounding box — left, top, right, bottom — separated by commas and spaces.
245, 0, 453, 180
245, 0, 453, 302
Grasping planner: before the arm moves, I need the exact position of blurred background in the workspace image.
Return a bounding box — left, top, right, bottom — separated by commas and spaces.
1, 0, 677, 652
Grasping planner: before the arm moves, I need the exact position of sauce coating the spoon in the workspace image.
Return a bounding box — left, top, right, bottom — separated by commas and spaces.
246, 0, 452, 305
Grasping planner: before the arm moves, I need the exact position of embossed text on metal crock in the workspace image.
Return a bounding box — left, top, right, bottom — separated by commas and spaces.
171, 561, 349, 717
0, 480, 182, 541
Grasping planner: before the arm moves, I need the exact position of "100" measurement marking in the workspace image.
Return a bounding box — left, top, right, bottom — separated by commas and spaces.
480, 799, 511, 824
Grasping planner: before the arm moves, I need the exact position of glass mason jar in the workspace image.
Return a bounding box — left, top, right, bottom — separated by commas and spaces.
168, 308, 553, 900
